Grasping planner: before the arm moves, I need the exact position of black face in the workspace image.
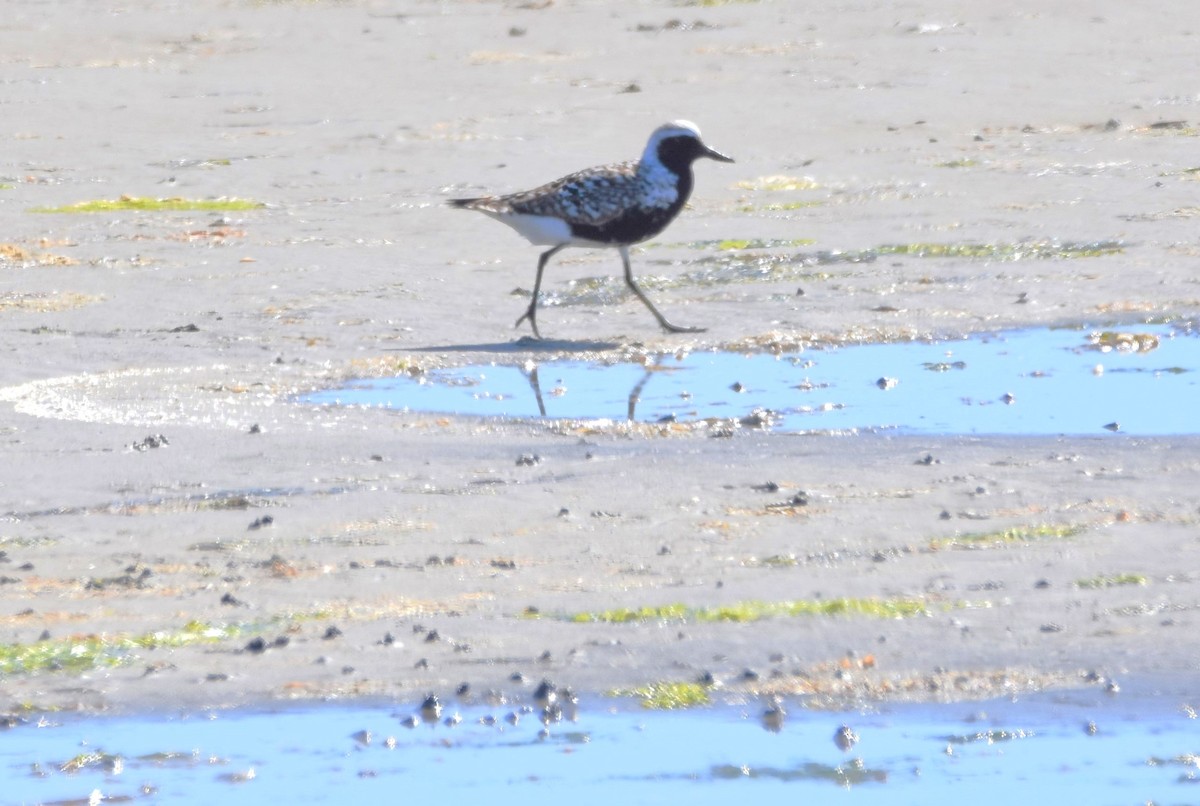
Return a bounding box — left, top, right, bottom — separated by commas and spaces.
656, 135, 734, 174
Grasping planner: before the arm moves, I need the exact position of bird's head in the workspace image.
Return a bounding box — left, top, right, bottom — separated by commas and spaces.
643, 120, 735, 172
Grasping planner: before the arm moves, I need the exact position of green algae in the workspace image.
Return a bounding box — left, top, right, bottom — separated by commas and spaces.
932, 523, 1086, 550
572, 596, 930, 624
611, 681, 712, 710
573, 603, 689, 623
741, 200, 824, 212
875, 241, 1124, 260
0, 620, 243, 676
1076, 573, 1147, 589
31, 196, 264, 214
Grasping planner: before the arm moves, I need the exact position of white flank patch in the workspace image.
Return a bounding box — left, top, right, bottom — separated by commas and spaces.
481, 210, 574, 246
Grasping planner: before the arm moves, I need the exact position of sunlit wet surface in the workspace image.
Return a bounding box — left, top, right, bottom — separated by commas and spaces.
4, 693, 1197, 804
545, 239, 1126, 308
308, 324, 1198, 435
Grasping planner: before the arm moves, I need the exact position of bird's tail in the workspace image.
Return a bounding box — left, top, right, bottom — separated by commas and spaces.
446, 197, 482, 209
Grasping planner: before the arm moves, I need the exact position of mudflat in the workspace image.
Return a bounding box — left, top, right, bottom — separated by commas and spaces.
1, 0, 1198, 713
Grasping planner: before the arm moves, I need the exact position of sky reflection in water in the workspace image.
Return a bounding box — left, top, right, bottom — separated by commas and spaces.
308, 325, 1198, 435
3, 693, 1197, 805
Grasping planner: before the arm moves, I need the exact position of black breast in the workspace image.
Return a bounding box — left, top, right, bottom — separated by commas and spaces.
564, 135, 712, 245
569, 201, 685, 245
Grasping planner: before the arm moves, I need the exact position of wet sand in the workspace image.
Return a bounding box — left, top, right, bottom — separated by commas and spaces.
1, 0, 1199, 713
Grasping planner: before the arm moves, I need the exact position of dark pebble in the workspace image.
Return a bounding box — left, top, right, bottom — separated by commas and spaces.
834, 724, 859, 752
533, 679, 557, 709
130, 434, 169, 451
420, 695, 442, 724
762, 705, 786, 733
540, 703, 563, 726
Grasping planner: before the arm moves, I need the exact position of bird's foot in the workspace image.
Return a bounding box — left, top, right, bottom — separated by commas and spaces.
660, 321, 706, 334
514, 308, 542, 340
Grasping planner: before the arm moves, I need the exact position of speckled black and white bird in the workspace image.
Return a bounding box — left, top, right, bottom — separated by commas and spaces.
448, 120, 734, 338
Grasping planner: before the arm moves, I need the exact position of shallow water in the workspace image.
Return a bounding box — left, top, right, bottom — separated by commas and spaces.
308, 324, 1198, 435
4, 691, 1196, 804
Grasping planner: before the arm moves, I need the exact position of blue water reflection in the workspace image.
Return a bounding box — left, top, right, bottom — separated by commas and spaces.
307, 325, 1198, 435
3, 694, 1196, 804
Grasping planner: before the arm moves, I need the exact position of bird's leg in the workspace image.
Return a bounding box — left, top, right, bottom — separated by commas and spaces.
620, 246, 706, 334
515, 245, 565, 339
